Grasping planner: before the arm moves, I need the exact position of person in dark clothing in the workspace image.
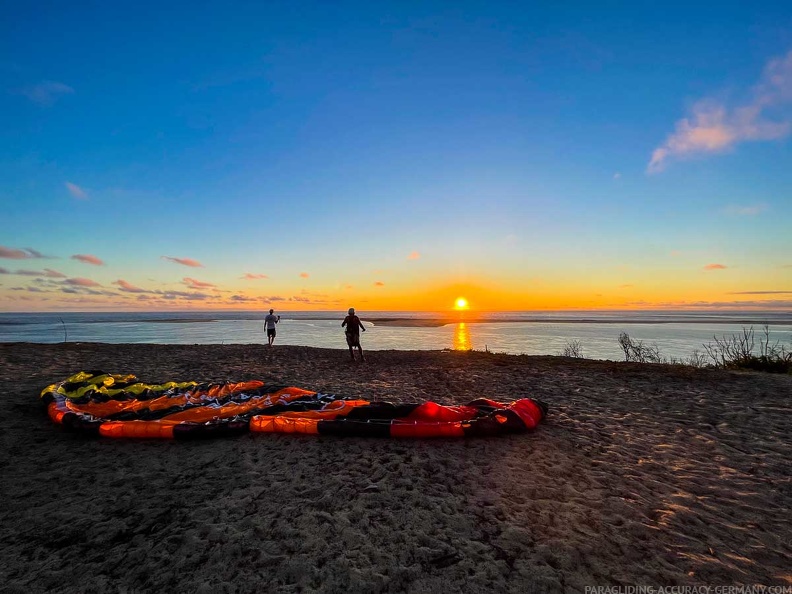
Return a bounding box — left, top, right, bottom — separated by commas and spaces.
341, 307, 366, 362
264, 309, 280, 347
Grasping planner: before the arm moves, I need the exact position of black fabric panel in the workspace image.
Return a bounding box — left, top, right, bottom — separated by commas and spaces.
460, 416, 505, 437
172, 420, 250, 440
534, 399, 549, 419
495, 409, 531, 432
342, 403, 419, 420
462, 410, 528, 436
317, 420, 393, 437
60, 412, 102, 436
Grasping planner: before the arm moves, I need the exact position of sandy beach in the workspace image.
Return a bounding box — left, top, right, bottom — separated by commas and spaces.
1, 342, 790, 593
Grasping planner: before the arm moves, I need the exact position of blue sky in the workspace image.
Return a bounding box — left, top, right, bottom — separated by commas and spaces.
1, 1, 791, 311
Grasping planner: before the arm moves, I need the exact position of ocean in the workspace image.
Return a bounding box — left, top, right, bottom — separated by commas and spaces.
1, 310, 790, 361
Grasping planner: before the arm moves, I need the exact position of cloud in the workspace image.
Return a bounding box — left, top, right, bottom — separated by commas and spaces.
230, 294, 257, 302
62, 286, 115, 296
727, 290, 792, 295
161, 291, 210, 301
0, 267, 51, 276
648, 299, 792, 310
72, 254, 104, 266
0, 267, 64, 278
723, 204, 767, 216
162, 256, 203, 267
300, 272, 309, 278
64, 277, 101, 287
113, 279, 147, 293
407, 251, 421, 260
613, 172, 621, 180
65, 182, 88, 200
648, 50, 792, 173
263, 293, 341, 305
242, 273, 268, 280
183, 277, 216, 289
17, 80, 74, 105
374, 281, 385, 287
0, 246, 48, 259
703, 263, 727, 270
618, 284, 633, 288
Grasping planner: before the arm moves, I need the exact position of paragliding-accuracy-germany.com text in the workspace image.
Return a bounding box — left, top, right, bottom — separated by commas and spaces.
585, 586, 792, 594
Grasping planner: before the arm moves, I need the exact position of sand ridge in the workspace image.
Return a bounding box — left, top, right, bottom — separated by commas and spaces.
0, 343, 790, 593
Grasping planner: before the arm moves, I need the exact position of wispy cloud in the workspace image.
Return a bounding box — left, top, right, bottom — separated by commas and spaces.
0, 246, 50, 259
723, 204, 767, 216
161, 291, 210, 301
407, 251, 421, 260
162, 256, 203, 267
72, 254, 104, 266
113, 279, 147, 293
65, 182, 88, 200
374, 281, 385, 287
703, 263, 728, 270
242, 273, 268, 280
727, 290, 792, 295
0, 267, 65, 277
183, 277, 216, 289
649, 299, 792, 310
613, 172, 621, 180
648, 50, 792, 173
64, 277, 101, 287
17, 80, 74, 106
300, 272, 309, 278
618, 284, 633, 288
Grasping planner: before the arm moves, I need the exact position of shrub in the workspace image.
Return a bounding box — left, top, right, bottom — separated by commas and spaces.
559, 340, 584, 358
703, 325, 792, 374
618, 332, 665, 364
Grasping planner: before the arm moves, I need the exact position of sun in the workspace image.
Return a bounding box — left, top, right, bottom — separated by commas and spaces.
454, 297, 469, 310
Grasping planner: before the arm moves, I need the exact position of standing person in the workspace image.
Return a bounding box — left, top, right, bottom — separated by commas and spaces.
342, 307, 366, 362
264, 309, 280, 347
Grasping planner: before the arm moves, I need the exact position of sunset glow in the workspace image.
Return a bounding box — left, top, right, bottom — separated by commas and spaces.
1, 4, 790, 313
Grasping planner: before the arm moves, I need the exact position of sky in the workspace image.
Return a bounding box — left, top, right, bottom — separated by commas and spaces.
1, 1, 791, 312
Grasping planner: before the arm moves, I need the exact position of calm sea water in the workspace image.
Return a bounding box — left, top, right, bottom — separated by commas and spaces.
1, 310, 790, 361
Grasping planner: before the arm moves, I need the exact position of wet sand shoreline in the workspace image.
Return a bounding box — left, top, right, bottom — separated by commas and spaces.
1, 342, 790, 593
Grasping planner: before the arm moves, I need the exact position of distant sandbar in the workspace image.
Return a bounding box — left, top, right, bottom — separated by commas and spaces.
365, 316, 791, 327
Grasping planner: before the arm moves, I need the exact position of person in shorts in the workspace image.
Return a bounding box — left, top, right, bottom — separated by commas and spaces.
341, 307, 366, 362
264, 309, 280, 347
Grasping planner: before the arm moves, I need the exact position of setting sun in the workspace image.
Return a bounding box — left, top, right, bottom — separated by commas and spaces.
454, 297, 469, 310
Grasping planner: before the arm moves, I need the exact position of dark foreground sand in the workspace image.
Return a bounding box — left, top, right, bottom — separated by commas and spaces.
0, 343, 790, 593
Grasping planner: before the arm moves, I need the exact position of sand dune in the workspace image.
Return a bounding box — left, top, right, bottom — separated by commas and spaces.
0, 343, 789, 593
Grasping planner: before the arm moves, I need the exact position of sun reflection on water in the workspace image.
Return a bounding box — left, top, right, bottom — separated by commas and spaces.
453, 322, 471, 350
